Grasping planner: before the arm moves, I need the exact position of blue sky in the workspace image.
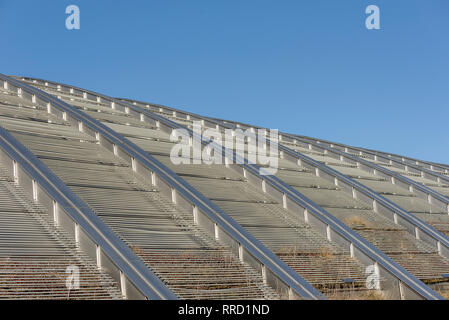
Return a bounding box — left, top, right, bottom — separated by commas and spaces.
1, 0, 448, 163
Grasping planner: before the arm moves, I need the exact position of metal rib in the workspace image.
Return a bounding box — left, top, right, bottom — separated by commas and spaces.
110, 95, 449, 258
299, 135, 449, 177
108, 98, 449, 298
0, 75, 321, 300
16, 77, 444, 300
120, 97, 449, 296
22, 82, 380, 299
0, 123, 178, 299
203, 116, 449, 177
174, 111, 449, 259
204, 114, 449, 198
0, 90, 276, 300
294, 137, 449, 198
0, 165, 122, 299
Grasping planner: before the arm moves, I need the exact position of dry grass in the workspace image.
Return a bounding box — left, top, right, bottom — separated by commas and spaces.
277, 246, 335, 259
343, 216, 372, 228
353, 290, 385, 300
278, 245, 299, 256
327, 289, 385, 300
131, 246, 145, 256
437, 290, 449, 300
317, 247, 335, 259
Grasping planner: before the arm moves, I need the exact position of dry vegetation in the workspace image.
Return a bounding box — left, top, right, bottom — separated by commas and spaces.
437, 290, 449, 300
317, 247, 334, 259
343, 216, 372, 228
327, 289, 385, 300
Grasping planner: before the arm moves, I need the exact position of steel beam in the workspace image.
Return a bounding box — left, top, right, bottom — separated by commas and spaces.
0, 125, 177, 300
17, 77, 445, 300
285, 135, 449, 209
1, 74, 325, 300
209, 116, 449, 176
111, 95, 449, 261
14, 75, 447, 299
113, 95, 449, 262
302, 138, 449, 190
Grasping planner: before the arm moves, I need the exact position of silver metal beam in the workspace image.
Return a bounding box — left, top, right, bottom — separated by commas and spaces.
284, 135, 449, 209
207, 116, 449, 176
301, 136, 449, 176
16, 75, 449, 299
19, 75, 448, 177
165, 105, 449, 259
155, 106, 449, 233
357, 147, 449, 175
303, 138, 449, 191
1, 74, 325, 300
113, 95, 449, 261
215, 118, 449, 184
20, 77, 446, 300
104, 104, 446, 300
114, 95, 449, 262
0, 125, 176, 300
203, 114, 449, 223
277, 135, 449, 254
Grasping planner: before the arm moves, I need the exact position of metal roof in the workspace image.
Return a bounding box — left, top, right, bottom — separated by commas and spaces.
0, 74, 447, 299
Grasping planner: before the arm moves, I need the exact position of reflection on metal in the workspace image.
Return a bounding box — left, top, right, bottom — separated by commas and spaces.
116, 96, 449, 298
105, 96, 449, 299
12, 76, 445, 300
0, 159, 122, 299
111, 96, 449, 299
0, 74, 323, 300
179, 114, 449, 262
206, 116, 449, 176
300, 136, 449, 178
0, 124, 176, 300
7, 75, 449, 299
113, 94, 449, 259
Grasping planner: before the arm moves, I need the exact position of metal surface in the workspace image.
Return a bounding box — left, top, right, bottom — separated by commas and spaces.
206, 114, 449, 199
107, 97, 449, 298
123, 97, 449, 296
0, 83, 279, 300
0, 163, 122, 299
14, 77, 445, 300
189, 114, 449, 261
299, 135, 449, 177
21, 81, 376, 298
295, 136, 449, 198
166, 107, 449, 261
0, 75, 322, 300
111, 93, 449, 261
0, 90, 276, 300
0, 123, 177, 299
205, 116, 449, 176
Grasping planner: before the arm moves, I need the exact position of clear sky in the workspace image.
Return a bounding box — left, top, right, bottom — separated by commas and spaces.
1, 0, 448, 163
